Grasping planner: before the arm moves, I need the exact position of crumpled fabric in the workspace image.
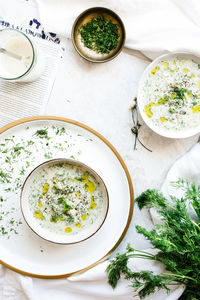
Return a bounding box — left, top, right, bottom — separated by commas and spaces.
35, 0, 200, 59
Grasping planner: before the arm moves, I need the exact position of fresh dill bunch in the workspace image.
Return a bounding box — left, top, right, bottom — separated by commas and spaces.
106, 180, 200, 299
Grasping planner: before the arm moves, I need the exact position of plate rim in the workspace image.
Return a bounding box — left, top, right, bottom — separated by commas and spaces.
0, 115, 134, 279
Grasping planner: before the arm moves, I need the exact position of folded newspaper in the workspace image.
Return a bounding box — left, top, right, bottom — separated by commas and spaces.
0, 0, 62, 127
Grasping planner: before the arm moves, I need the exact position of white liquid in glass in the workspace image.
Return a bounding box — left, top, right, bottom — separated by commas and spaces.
0, 31, 45, 82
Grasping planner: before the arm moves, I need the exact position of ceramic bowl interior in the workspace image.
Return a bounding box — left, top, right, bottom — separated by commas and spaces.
72, 7, 125, 63
137, 52, 200, 139
20, 158, 109, 244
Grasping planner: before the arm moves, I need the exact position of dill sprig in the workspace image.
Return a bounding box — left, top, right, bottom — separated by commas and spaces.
106, 180, 200, 299
130, 97, 152, 152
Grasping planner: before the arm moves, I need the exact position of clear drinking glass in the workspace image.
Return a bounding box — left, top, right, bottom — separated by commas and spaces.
0, 28, 45, 82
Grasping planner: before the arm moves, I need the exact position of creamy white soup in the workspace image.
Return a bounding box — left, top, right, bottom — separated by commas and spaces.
141, 57, 200, 131
28, 162, 105, 235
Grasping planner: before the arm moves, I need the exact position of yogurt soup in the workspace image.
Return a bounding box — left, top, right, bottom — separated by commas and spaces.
141, 57, 200, 131
28, 162, 105, 236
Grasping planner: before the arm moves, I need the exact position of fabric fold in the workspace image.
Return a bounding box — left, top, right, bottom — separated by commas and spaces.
35, 0, 200, 59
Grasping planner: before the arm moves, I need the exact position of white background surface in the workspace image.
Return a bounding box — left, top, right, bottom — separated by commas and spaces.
0, 1, 199, 299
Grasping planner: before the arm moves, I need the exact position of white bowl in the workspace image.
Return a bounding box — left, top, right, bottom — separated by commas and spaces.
137, 52, 200, 138
20, 158, 109, 244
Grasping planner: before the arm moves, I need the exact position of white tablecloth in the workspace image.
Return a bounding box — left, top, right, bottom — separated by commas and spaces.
36, 0, 200, 60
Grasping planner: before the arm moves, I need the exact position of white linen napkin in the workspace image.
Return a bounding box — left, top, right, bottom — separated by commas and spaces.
35, 0, 200, 59
0, 142, 199, 300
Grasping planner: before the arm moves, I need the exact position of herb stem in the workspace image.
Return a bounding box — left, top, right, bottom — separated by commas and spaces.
126, 253, 156, 261
137, 138, 152, 152
191, 220, 200, 231
161, 273, 198, 283
134, 249, 156, 256
130, 98, 152, 152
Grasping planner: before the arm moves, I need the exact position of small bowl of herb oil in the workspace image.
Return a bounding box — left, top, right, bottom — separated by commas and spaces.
72, 7, 126, 63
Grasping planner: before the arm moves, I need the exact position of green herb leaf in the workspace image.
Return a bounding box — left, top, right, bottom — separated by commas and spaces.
63, 202, 71, 213
58, 197, 66, 203
50, 214, 58, 223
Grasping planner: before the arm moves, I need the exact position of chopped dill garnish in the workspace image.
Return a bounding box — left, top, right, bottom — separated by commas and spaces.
0, 169, 11, 183
79, 15, 119, 54
35, 129, 49, 139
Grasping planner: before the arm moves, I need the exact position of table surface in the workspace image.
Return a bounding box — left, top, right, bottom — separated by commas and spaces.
1, 0, 199, 258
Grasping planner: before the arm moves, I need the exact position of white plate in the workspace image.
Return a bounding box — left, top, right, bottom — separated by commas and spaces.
137, 52, 200, 138
0, 116, 133, 278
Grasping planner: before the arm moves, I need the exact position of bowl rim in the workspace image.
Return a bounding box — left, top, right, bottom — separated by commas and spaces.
137, 51, 200, 139
20, 158, 109, 245
71, 6, 126, 63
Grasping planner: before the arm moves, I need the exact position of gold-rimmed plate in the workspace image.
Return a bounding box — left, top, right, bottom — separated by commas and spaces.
0, 116, 133, 278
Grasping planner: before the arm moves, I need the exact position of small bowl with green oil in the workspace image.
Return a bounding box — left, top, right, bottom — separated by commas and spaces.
20, 158, 109, 244
72, 7, 126, 63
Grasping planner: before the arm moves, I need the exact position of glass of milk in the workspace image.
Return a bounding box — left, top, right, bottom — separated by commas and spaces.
0, 29, 45, 82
